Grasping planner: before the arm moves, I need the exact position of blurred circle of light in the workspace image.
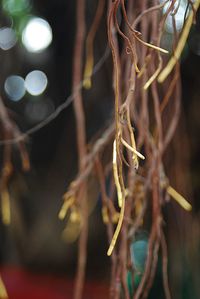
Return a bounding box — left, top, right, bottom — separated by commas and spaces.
163, 1, 188, 33
22, 17, 52, 53
25, 98, 54, 124
25, 70, 48, 96
4, 75, 26, 102
4, 75, 26, 101
2, 0, 31, 16
0, 27, 17, 50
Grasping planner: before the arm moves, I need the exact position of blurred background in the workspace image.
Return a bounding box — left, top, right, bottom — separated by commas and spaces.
0, 0, 199, 298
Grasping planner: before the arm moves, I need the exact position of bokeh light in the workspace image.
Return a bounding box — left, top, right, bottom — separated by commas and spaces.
2, 0, 31, 16
24, 98, 54, 123
162, 0, 189, 33
25, 70, 48, 96
22, 17, 52, 53
4, 75, 26, 101
0, 27, 17, 50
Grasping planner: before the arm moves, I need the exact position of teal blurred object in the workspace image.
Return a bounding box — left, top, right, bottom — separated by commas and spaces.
126, 271, 133, 298
126, 237, 148, 296
130, 239, 148, 275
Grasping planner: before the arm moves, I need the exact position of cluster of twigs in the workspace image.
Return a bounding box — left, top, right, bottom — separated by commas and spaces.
59, 0, 199, 299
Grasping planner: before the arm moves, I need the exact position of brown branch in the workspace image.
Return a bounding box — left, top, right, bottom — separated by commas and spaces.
161, 230, 172, 299
72, 1, 88, 299
83, 0, 106, 88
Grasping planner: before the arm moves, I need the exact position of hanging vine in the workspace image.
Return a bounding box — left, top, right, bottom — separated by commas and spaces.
59, 0, 198, 298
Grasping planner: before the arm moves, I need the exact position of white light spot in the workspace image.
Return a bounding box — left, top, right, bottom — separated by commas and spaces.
0, 27, 17, 50
162, 0, 189, 33
4, 75, 26, 101
165, 6, 186, 33
25, 70, 48, 96
22, 17, 52, 53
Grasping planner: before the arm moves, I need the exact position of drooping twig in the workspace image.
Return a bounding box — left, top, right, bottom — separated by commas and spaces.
59, 1, 193, 298
83, 0, 106, 89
